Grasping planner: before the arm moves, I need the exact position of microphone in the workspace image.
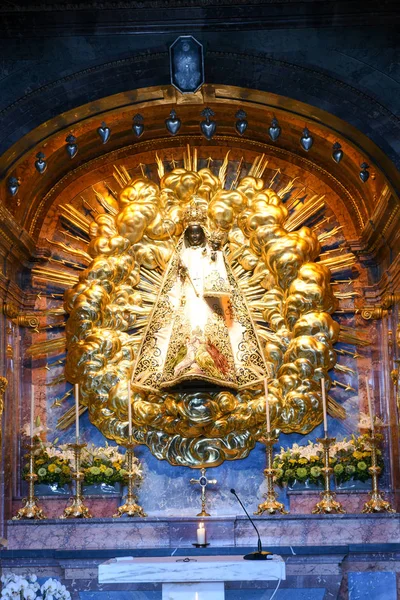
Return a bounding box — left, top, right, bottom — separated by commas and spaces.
230, 488, 271, 560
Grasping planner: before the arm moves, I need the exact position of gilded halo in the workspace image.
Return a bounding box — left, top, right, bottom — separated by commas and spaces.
64, 150, 344, 467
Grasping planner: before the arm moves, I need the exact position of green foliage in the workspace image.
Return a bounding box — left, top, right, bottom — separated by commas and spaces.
23, 448, 72, 486
23, 440, 142, 488
272, 434, 384, 487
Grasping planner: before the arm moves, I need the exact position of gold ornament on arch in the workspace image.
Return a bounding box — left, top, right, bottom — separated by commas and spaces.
64, 149, 343, 468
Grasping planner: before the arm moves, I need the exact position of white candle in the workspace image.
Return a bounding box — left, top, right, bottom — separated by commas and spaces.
196, 522, 206, 545
321, 377, 328, 435
264, 378, 270, 433
366, 375, 375, 433
75, 383, 80, 440
30, 385, 35, 440
128, 380, 132, 437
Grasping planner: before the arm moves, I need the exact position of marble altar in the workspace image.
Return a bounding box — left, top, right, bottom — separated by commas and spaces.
98, 555, 286, 600
3, 543, 400, 599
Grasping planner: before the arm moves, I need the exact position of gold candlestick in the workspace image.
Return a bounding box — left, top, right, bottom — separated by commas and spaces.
255, 433, 288, 515
13, 443, 46, 520
362, 430, 395, 513
312, 437, 345, 514
113, 438, 147, 518
60, 442, 92, 519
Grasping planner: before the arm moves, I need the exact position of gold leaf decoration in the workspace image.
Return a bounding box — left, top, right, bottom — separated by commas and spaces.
60, 153, 354, 468
27, 336, 66, 357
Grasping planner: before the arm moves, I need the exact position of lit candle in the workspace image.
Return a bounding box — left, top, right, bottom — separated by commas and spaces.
366, 375, 375, 434
196, 522, 206, 545
75, 383, 79, 440
30, 385, 35, 440
128, 380, 132, 437
264, 378, 270, 433
321, 377, 328, 436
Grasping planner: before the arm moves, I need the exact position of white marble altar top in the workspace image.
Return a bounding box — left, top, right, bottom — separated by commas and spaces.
98, 554, 286, 584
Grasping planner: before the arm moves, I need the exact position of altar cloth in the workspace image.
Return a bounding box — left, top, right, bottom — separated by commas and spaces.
98, 554, 286, 584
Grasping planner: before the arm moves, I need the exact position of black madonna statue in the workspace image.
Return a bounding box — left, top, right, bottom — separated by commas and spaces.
132, 203, 266, 392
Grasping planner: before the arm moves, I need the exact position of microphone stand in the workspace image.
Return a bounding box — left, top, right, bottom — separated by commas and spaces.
230, 489, 272, 560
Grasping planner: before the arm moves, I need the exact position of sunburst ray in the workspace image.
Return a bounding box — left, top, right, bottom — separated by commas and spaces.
59, 204, 91, 236
32, 267, 79, 287
27, 336, 66, 357
285, 195, 325, 231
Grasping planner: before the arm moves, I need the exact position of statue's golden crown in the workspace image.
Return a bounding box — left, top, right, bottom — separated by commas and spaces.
183, 202, 208, 228
209, 229, 227, 246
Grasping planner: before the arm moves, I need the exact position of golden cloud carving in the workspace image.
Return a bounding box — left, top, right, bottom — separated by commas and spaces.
65, 164, 340, 467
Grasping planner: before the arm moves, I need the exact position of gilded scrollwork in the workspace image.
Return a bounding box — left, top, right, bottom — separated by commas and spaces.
2, 302, 40, 330
361, 293, 400, 320
64, 162, 341, 467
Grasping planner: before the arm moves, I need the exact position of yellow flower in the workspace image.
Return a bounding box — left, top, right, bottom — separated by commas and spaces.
115, 464, 121, 470
353, 451, 363, 460
289, 459, 296, 464
298, 458, 308, 465
62, 466, 70, 474
36, 459, 45, 466
99, 464, 107, 473
310, 455, 319, 462
48, 464, 56, 473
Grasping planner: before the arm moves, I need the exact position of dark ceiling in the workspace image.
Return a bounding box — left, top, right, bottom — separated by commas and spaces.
0, 0, 399, 35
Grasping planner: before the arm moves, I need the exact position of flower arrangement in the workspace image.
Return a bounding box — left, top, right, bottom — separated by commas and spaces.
357, 411, 385, 431
22, 431, 142, 488
273, 441, 325, 487
80, 443, 139, 486
0, 574, 71, 600
23, 441, 73, 487
273, 433, 384, 487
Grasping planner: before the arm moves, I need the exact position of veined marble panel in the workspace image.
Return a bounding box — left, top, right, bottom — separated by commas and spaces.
234, 514, 400, 547
6, 518, 170, 550
98, 555, 285, 584
6, 514, 400, 551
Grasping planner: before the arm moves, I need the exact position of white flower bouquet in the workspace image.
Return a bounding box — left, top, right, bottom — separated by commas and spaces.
273, 432, 384, 487
1, 574, 71, 600
20, 432, 142, 488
